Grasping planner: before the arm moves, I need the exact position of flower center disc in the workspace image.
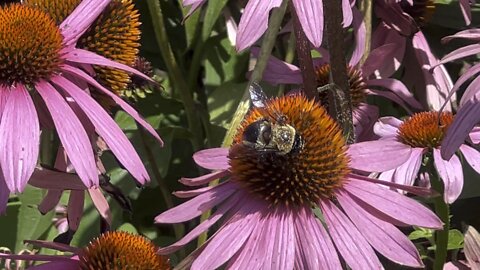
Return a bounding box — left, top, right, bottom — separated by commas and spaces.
315, 64, 367, 108
229, 95, 350, 207
79, 231, 171, 270
399, 0, 436, 27
0, 4, 63, 86
398, 111, 453, 148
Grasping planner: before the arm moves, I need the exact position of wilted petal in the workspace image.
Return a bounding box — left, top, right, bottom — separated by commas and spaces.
236, 0, 282, 52
155, 181, 237, 223
291, 0, 323, 47
336, 190, 423, 268
320, 199, 382, 269
460, 145, 480, 174
441, 95, 480, 159
343, 179, 442, 229
348, 140, 412, 172
433, 149, 463, 204
193, 148, 230, 170
0, 85, 39, 193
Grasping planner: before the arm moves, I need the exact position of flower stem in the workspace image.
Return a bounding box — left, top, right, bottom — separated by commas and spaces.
431, 173, 450, 270
146, 0, 203, 151
196, 0, 289, 247
359, 0, 372, 66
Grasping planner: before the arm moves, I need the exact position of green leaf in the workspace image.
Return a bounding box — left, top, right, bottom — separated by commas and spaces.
0, 202, 21, 251
409, 227, 434, 240
447, 229, 464, 250
118, 223, 138, 234
202, 0, 229, 41
208, 82, 246, 128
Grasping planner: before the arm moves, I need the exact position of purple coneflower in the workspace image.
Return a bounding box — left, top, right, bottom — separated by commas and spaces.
0, 231, 171, 269
155, 95, 442, 269
182, 0, 354, 51
0, 0, 161, 213
351, 111, 480, 203
373, 0, 454, 111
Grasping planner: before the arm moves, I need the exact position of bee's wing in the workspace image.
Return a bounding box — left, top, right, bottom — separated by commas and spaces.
249, 82, 268, 108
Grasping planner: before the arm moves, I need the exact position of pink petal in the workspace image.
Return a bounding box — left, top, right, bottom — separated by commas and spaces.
159, 194, 240, 255
60, 0, 110, 46
352, 103, 378, 142
251, 47, 302, 85
442, 29, 480, 43
193, 148, 230, 170
373, 116, 402, 138
38, 190, 63, 214
24, 240, 79, 253
26, 260, 80, 270
460, 144, 480, 175
452, 63, 480, 107
0, 85, 39, 193
374, 1, 417, 36
36, 81, 98, 187
370, 24, 406, 78
67, 190, 84, 231
29, 167, 87, 190
336, 190, 423, 268
460, 74, 480, 107
442, 96, 480, 159
88, 187, 111, 225
361, 43, 399, 78
320, 199, 382, 269
291, 0, 323, 47
155, 181, 237, 223
392, 147, 424, 187
61, 65, 162, 143
350, 173, 437, 197
174, 185, 216, 198
367, 78, 423, 110
460, 0, 472, 25
438, 44, 480, 66
179, 170, 230, 186
470, 127, 480, 144
192, 203, 260, 270
293, 207, 342, 269
261, 210, 295, 270
348, 140, 412, 172
51, 76, 149, 184
236, 0, 282, 52
433, 149, 463, 204
349, 8, 365, 67
464, 226, 480, 269
343, 179, 443, 229
0, 253, 73, 262
342, 0, 353, 27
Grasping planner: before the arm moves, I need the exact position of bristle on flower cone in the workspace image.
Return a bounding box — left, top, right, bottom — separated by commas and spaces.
0, 4, 63, 86
229, 95, 350, 207
79, 231, 171, 270
399, 0, 436, 27
26, 0, 141, 107
315, 64, 367, 109
398, 111, 453, 148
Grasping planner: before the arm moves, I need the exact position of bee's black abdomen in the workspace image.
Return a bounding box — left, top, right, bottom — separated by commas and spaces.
242, 121, 261, 143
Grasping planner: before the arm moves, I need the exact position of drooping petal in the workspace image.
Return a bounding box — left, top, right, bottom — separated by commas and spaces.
336, 190, 424, 268
433, 149, 463, 204
361, 43, 399, 78
159, 194, 241, 255
251, 48, 302, 85
60, 65, 162, 143
342, 0, 353, 27
367, 78, 423, 110
348, 140, 412, 172
179, 170, 230, 186
183, 0, 207, 18
460, 145, 480, 175
460, 74, 480, 107
293, 207, 342, 270
88, 187, 111, 225
236, 0, 282, 51
343, 179, 442, 229
442, 96, 480, 160
349, 8, 365, 67
29, 167, 87, 191
459, 0, 472, 25
392, 147, 424, 187
291, 0, 323, 47
470, 127, 480, 144
191, 202, 261, 270
442, 29, 480, 43
374, 1, 417, 36
464, 226, 480, 269
193, 148, 230, 170
350, 173, 437, 197
261, 209, 295, 270
155, 181, 237, 223
23, 260, 80, 270
438, 44, 480, 66
67, 190, 84, 231
0, 85, 39, 193
51, 76, 149, 184
352, 103, 378, 142
36, 81, 98, 187
370, 23, 406, 78
373, 116, 402, 138
60, 0, 111, 46
24, 240, 80, 253
320, 199, 382, 270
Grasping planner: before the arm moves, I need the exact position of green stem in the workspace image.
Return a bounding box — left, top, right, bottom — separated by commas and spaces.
137, 123, 185, 258
278, 32, 296, 95
431, 174, 450, 270
196, 0, 289, 247
146, 0, 203, 151
359, 0, 372, 66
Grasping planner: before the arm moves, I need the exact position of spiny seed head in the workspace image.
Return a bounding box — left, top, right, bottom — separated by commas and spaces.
24, 0, 80, 24
121, 57, 157, 102
0, 4, 63, 86
79, 231, 171, 270
399, 0, 435, 27
315, 64, 367, 108
229, 95, 350, 207
398, 111, 453, 148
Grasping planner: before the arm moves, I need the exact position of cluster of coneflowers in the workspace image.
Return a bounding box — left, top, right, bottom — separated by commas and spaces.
0, 0, 479, 269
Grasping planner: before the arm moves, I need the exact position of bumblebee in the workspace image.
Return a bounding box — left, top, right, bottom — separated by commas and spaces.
241, 83, 303, 155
